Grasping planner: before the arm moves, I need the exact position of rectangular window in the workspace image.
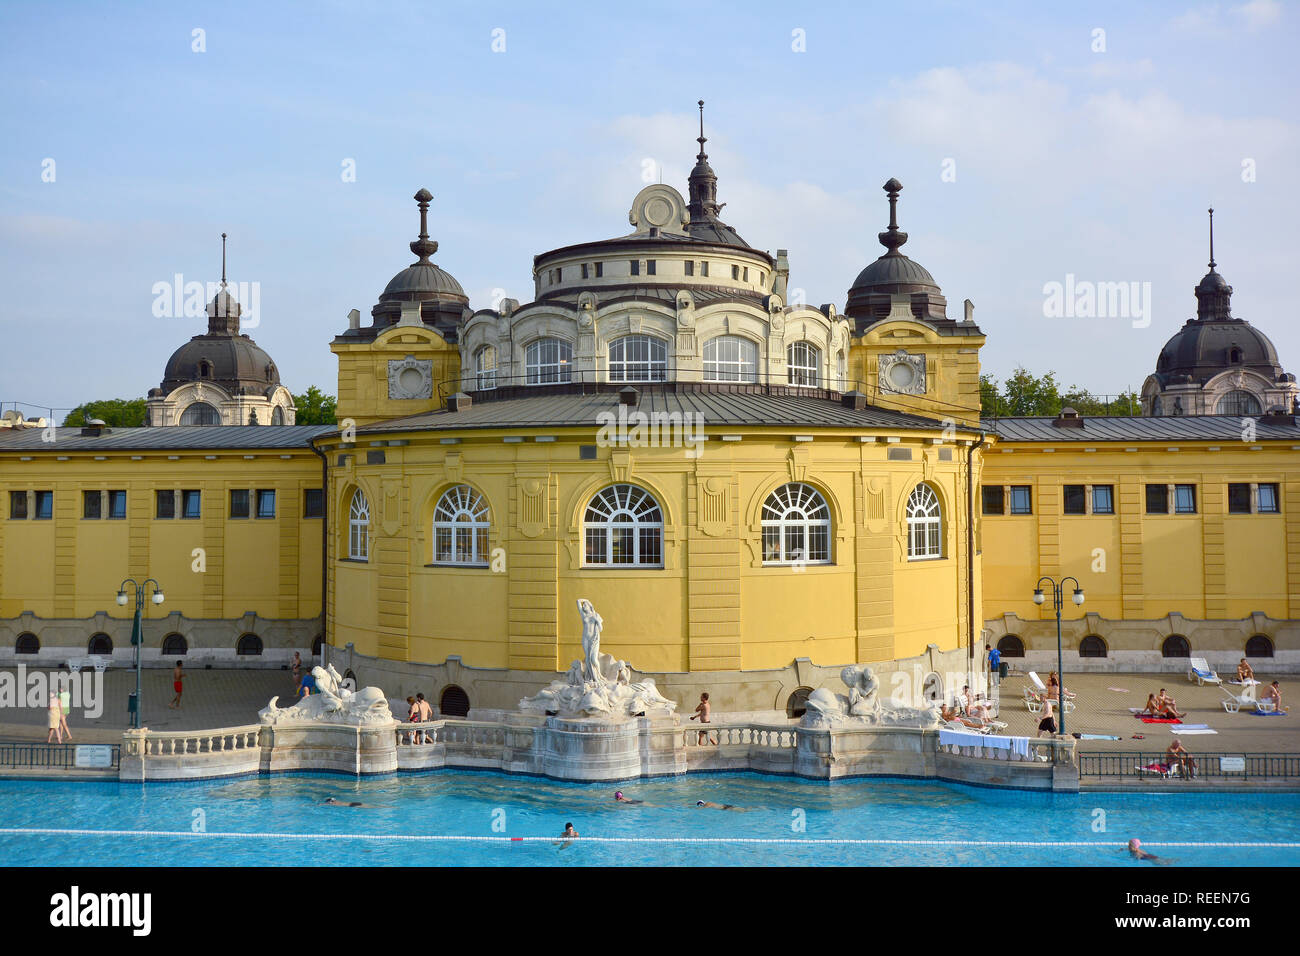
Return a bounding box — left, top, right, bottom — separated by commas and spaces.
630, 260, 640, 276
34, 491, 53, 520
594, 262, 603, 278
1258, 483, 1280, 514
886, 447, 912, 461
83, 491, 102, 519
1009, 485, 1032, 515
684, 260, 694, 277
1174, 484, 1197, 514
646, 259, 656, 276
229, 489, 250, 519
9, 491, 28, 519
108, 490, 126, 519
256, 489, 276, 519
1092, 485, 1114, 515
1227, 483, 1251, 514
1145, 484, 1168, 514
981, 485, 1004, 515
304, 488, 324, 519
701, 261, 709, 277
731, 264, 740, 280
181, 490, 201, 519
156, 490, 175, 519
1063, 484, 1086, 515
742, 267, 749, 281
554, 268, 561, 283
581, 263, 589, 279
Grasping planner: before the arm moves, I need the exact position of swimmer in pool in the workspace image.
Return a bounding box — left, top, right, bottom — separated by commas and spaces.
696, 800, 741, 810
613, 790, 643, 804
1128, 838, 1171, 865
323, 796, 379, 808
555, 822, 580, 849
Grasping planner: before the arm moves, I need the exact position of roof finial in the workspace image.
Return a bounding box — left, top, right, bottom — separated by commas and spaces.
878, 178, 908, 254
221, 232, 227, 287
1207, 207, 1215, 270
696, 99, 707, 160
410, 188, 438, 263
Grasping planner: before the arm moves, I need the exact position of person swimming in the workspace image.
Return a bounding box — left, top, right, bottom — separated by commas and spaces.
1128, 838, 1171, 865
323, 796, 378, 808
613, 790, 643, 804
696, 800, 741, 810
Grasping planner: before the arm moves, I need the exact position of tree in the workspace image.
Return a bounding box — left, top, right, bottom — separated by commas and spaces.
63, 398, 147, 427
293, 386, 337, 425
981, 368, 1141, 418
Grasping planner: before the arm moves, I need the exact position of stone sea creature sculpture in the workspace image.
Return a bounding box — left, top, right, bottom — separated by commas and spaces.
259, 664, 394, 725
799, 664, 940, 729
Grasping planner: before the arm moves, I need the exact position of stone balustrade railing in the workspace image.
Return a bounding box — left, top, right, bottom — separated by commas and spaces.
936, 732, 1075, 765
122, 726, 262, 758
682, 723, 799, 749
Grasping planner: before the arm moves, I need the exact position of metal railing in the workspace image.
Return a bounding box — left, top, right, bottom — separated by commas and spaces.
0, 741, 121, 771
1079, 751, 1300, 780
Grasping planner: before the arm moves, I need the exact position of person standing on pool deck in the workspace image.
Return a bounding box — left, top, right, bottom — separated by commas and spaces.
58, 685, 72, 741
169, 660, 187, 709
986, 643, 1001, 688
46, 692, 63, 743
1036, 695, 1057, 737
690, 692, 711, 745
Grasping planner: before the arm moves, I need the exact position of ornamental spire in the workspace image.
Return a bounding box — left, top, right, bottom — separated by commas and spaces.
220, 232, 227, 287
878, 178, 908, 254
410, 188, 439, 263
1207, 206, 1216, 270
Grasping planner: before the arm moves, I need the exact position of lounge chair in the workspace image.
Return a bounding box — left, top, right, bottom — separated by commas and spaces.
1220, 682, 1262, 714
1188, 657, 1221, 686
1024, 671, 1076, 714
1136, 762, 1176, 779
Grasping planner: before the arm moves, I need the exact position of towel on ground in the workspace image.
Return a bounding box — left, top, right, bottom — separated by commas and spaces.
1107, 687, 1130, 693
1074, 733, 1121, 740
1140, 716, 1181, 724
1252, 710, 1287, 717
1170, 727, 1217, 735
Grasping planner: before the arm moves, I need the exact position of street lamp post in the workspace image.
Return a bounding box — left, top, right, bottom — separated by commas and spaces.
1032, 576, 1084, 737
116, 578, 164, 729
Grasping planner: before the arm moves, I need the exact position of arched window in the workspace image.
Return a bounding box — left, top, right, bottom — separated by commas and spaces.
787, 342, 821, 387
1245, 634, 1274, 658
271, 406, 285, 426
906, 484, 943, 560
1161, 634, 1190, 658
1079, 635, 1108, 658
198, 360, 212, 379
237, 633, 263, 656
786, 687, 813, 718
703, 336, 759, 383
88, 634, 113, 655
997, 635, 1024, 658
922, 672, 944, 703
440, 685, 470, 717
180, 402, 220, 425
432, 485, 491, 566
608, 335, 668, 383
475, 346, 497, 391
1216, 390, 1262, 416
161, 633, 188, 656
15, 633, 39, 655
348, 489, 370, 560
583, 484, 663, 567
761, 482, 831, 565
525, 338, 573, 385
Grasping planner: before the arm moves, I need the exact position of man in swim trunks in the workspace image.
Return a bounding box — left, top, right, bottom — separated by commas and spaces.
1036, 696, 1057, 737
696, 800, 740, 810
690, 692, 712, 745
169, 660, 187, 709
1237, 658, 1254, 682
1261, 681, 1285, 712
1166, 740, 1197, 778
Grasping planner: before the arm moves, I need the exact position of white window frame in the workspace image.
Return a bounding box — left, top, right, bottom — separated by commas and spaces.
348, 489, 370, 561
761, 482, 832, 565
583, 484, 663, 568
475, 345, 497, 391
703, 335, 759, 383
525, 338, 573, 385
787, 341, 821, 387
608, 335, 668, 383
432, 485, 491, 566
906, 484, 943, 560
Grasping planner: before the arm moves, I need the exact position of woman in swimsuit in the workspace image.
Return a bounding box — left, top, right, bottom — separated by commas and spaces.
1140, 693, 1160, 716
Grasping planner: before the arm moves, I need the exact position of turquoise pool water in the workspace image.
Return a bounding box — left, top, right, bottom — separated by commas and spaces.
0, 772, 1297, 866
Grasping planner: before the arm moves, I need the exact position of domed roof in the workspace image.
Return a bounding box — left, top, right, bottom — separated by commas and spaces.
161, 334, 281, 396
377, 188, 468, 305
1196, 268, 1230, 294
1155, 318, 1282, 386
849, 252, 939, 294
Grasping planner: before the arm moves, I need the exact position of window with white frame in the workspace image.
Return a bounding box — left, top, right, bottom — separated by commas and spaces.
608, 335, 668, 383
583, 484, 663, 567
761, 482, 832, 565
703, 336, 759, 383
787, 342, 820, 387
525, 338, 573, 385
348, 489, 370, 560
475, 346, 497, 391
906, 484, 943, 560
432, 484, 491, 566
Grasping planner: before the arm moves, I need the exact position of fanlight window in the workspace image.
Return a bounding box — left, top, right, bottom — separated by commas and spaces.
787, 342, 820, 387
583, 484, 663, 567
906, 484, 943, 560
1216, 390, 1262, 416
608, 335, 668, 383
348, 489, 370, 561
432, 485, 491, 566
525, 338, 572, 385
180, 402, 220, 425
271, 406, 285, 425
475, 346, 497, 391
703, 336, 759, 383
761, 483, 831, 565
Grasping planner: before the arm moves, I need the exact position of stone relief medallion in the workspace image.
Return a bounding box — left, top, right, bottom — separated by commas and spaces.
388, 356, 433, 400
878, 350, 926, 395
627, 184, 689, 233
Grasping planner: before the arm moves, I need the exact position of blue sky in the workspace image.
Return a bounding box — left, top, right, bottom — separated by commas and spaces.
1, 0, 1297, 415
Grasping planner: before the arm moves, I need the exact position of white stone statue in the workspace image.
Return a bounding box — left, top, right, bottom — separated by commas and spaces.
259, 664, 394, 726
799, 664, 940, 730
519, 599, 677, 719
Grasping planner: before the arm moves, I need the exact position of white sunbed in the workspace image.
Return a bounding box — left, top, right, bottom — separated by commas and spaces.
1136, 762, 1177, 779
1023, 671, 1076, 715
65, 655, 111, 673
1187, 657, 1221, 686
1219, 682, 1274, 714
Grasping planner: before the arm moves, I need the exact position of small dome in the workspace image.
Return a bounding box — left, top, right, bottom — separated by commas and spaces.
381, 261, 466, 300
1196, 269, 1230, 294
848, 253, 939, 295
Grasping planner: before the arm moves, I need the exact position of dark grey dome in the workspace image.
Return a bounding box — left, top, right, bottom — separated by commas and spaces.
848, 252, 940, 296
380, 261, 466, 300
161, 334, 280, 395
1155, 319, 1282, 386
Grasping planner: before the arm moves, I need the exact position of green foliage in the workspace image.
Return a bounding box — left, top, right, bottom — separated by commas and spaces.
62, 398, 147, 427
293, 386, 337, 425
981, 368, 1140, 419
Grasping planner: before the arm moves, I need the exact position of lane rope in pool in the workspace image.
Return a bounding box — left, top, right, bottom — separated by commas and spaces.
1, 828, 1298, 848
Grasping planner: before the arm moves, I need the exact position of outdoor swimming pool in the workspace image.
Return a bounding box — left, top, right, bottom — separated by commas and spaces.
0, 772, 1296, 866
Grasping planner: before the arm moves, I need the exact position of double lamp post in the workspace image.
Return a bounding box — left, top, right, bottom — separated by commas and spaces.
1032, 575, 1084, 736
116, 578, 164, 729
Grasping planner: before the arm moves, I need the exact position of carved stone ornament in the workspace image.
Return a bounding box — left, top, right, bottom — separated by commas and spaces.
878, 349, 926, 396
259, 665, 394, 726
388, 356, 433, 400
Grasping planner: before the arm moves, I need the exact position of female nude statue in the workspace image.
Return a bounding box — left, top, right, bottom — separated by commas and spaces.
578, 599, 604, 683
